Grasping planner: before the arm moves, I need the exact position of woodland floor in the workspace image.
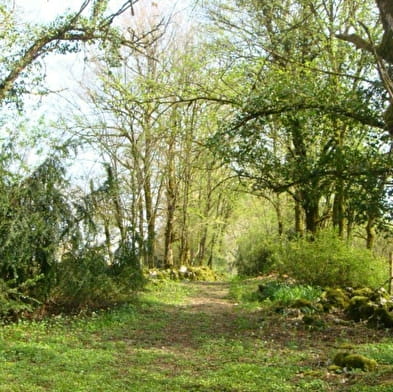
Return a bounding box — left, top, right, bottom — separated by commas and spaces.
0, 280, 392, 391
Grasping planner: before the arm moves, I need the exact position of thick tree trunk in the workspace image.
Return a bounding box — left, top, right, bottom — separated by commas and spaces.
304, 203, 319, 234
302, 192, 320, 234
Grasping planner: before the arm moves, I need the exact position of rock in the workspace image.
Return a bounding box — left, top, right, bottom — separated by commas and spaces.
302, 314, 326, 329
333, 353, 377, 372
346, 296, 375, 321
321, 288, 350, 311
352, 288, 373, 297
371, 307, 393, 328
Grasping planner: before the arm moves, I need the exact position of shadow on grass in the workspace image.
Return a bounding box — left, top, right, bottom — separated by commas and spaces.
112, 282, 259, 351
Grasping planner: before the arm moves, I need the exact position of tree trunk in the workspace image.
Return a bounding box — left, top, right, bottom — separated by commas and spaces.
376, 0, 393, 64
294, 197, 303, 235
275, 194, 284, 236
303, 197, 319, 234
144, 177, 155, 268
164, 140, 176, 267
366, 216, 376, 250
333, 182, 345, 237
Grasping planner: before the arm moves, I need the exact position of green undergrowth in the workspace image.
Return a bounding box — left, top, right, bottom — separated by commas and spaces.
229, 277, 393, 391
0, 279, 392, 391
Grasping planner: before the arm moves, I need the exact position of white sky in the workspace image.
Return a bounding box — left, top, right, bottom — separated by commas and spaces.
15, 0, 191, 93
11, 0, 194, 183
15, 0, 87, 23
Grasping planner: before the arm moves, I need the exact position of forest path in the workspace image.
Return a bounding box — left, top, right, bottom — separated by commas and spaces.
130, 281, 259, 351
3, 280, 389, 391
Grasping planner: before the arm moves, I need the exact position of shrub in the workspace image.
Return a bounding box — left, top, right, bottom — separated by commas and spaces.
51, 246, 141, 311
0, 277, 42, 320
235, 228, 276, 276
275, 230, 388, 288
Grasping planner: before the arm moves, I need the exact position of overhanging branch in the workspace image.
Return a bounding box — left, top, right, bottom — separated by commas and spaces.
231, 103, 384, 131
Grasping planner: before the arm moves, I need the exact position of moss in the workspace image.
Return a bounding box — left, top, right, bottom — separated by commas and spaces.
371, 307, 393, 328
321, 288, 350, 310
145, 266, 219, 282
291, 298, 314, 308
333, 352, 351, 367
327, 365, 342, 373
346, 296, 375, 321
302, 314, 326, 329
334, 352, 377, 371
352, 288, 373, 297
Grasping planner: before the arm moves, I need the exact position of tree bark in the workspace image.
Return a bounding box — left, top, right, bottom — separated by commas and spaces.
376, 0, 393, 64
163, 136, 176, 267
366, 216, 376, 249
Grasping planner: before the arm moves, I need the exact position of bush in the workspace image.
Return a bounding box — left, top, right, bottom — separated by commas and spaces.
235, 227, 276, 276
51, 246, 141, 311
0, 277, 43, 320
275, 230, 388, 288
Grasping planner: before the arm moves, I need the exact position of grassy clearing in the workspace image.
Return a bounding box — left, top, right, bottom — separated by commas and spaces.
0, 279, 392, 391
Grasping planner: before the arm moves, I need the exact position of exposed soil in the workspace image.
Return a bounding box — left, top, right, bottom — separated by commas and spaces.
141, 281, 253, 349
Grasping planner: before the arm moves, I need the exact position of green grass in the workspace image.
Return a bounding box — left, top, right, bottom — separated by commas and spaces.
0, 279, 391, 391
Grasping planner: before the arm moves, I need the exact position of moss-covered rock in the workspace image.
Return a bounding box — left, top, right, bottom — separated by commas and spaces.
333, 352, 377, 371
321, 288, 350, 311
346, 296, 375, 321
291, 298, 314, 308
371, 307, 393, 328
352, 287, 373, 297
302, 314, 326, 329
145, 266, 219, 282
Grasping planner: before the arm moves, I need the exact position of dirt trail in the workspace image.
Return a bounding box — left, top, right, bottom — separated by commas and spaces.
149, 281, 255, 350
128, 281, 252, 351
185, 281, 236, 312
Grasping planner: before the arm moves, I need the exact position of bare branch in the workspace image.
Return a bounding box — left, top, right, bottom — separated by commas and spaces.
335, 33, 373, 53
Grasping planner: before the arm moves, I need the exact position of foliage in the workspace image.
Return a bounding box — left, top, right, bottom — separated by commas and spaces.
0, 279, 391, 391
0, 155, 74, 301
0, 0, 140, 106
52, 246, 125, 311
235, 226, 277, 276
205, 0, 392, 239
0, 141, 144, 316
257, 281, 322, 307
275, 230, 388, 288
0, 276, 43, 320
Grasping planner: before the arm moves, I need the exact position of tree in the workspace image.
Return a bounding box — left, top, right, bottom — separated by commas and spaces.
336, 0, 393, 134
0, 0, 142, 106
204, 0, 392, 239
68, 8, 237, 268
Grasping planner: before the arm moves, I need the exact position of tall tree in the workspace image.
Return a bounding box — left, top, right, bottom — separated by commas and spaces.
204, 0, 392, 238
